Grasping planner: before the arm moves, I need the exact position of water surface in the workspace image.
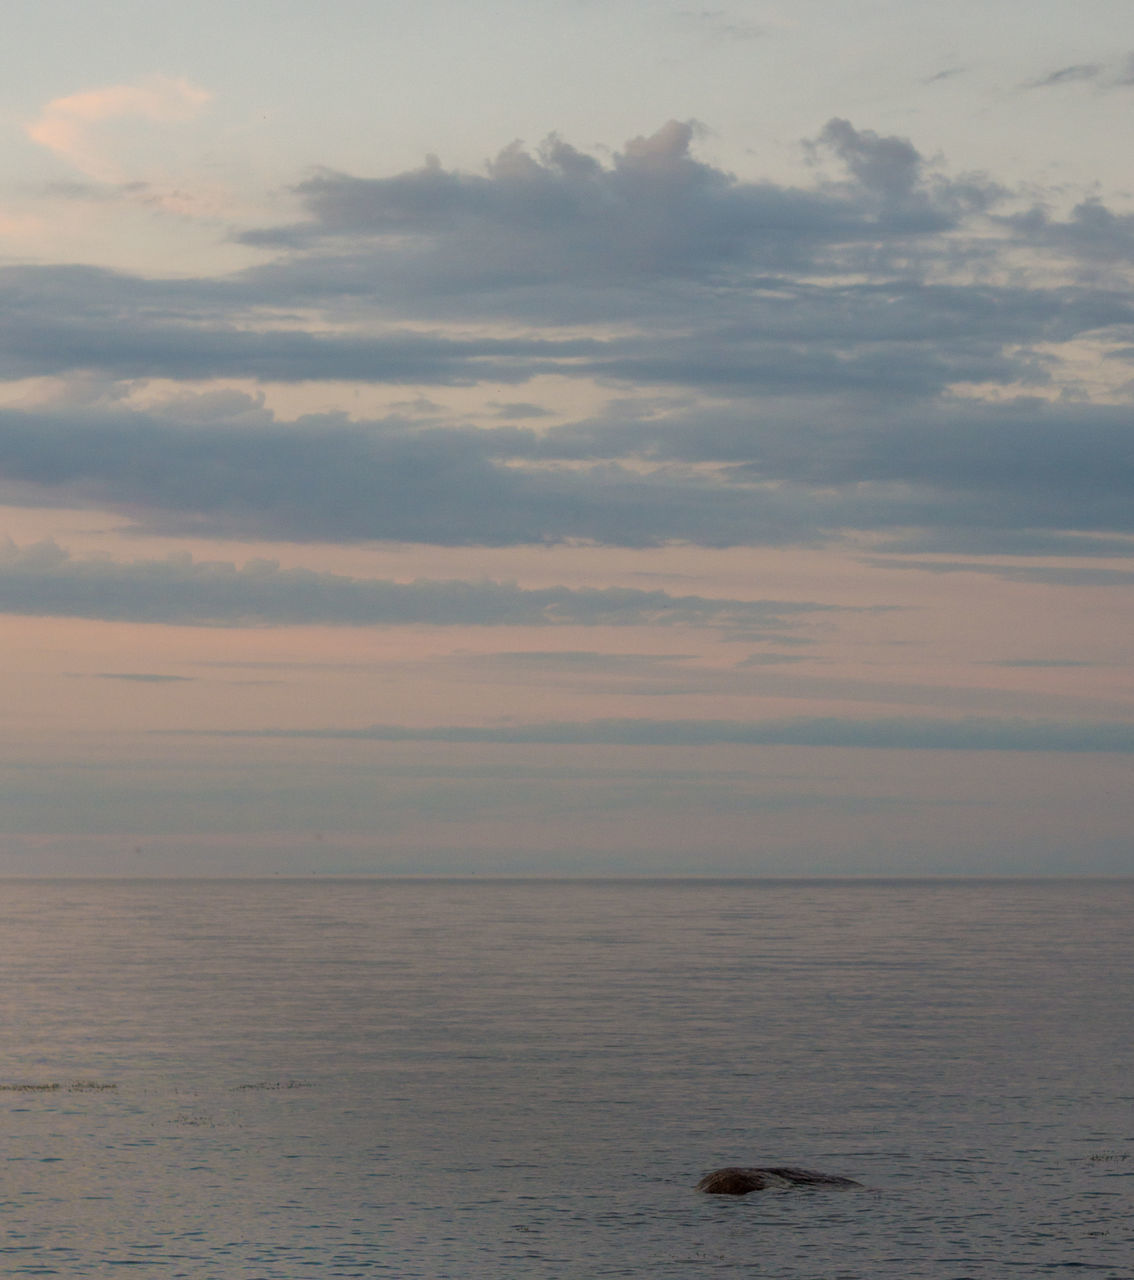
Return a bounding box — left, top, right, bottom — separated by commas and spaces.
3, 879, 1132, 1277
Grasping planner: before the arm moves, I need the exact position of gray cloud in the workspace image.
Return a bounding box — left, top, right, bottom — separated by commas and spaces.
862, 557, 1134, 586
546, 395, 1134, 549
869, 529, 1134, 557
190, 715, 1134, 752
0, 404, 829, 547
813, 119, 967, 227
986, 659, 1100, 668
2, 122, 1134, 558
8, 264, 1113, 397
492, 401, 554, 419
923, 67, 967, 84
238, 118, 999, 303
93, 672, 197, 682
439, 649, 783, 697
1004, 198, 1134, 264
0, 298, 596, 384
436, 650, 1102, 715
241, 119, 860, 270
1024, 63, 1105, 89
3, 383, 1133, 553
677, 10, 769, 41
0, 121, 1013, 405
0, 539, 836, 631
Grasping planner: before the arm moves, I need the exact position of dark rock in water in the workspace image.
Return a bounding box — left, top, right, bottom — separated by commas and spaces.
697, 1166, 861, 1195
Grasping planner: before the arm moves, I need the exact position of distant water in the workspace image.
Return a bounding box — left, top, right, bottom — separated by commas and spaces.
2, 878, 1132, 1279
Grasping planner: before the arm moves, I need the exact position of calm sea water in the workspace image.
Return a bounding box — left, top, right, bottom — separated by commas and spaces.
2, 878, 1132, 1279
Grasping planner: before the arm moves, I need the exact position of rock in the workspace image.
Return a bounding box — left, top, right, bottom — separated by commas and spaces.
696, 1165, 861, 1195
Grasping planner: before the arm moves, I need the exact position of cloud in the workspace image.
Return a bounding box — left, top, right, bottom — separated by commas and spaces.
548, 395, 1134, 550
0, 539, 838, 632
3, 122, 1134, 558
861, 557, 1134, 587
437, 649, 739, 697
238, 117, 996, 298
1023, 63, 1104, 90
677, 9, 769, 40
868, 529, 1134, 557
1004, 197, 1134, 264
986, 659, 1100, 669
923, 67, 967, 85
491, 401, 555, 420
93, 672, 196, 682
813, 118, 952, 224
0, 306, 596, 385
7, 263, 1109, 398
2, 381, 1133, 553
26, 76, 211, 184
1020, 53, 1134, 93
0, 403, 823, 547
187, 715, 1134, 753
437, 650, 1099, 715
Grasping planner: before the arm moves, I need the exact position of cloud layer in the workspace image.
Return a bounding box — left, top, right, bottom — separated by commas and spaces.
3, 120, 1134, 558
190, 715, 1134, 753
0, 539, 834, 631
1, 390, 1131, 554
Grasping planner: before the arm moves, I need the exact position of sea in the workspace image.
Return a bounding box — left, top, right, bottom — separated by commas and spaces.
2, 878, 1132, 1279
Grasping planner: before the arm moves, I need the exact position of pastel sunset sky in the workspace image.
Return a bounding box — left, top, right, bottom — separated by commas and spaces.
3, 0, 1133, 875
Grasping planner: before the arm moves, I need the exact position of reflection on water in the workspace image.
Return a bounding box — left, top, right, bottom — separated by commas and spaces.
3, 879, 1132, 1277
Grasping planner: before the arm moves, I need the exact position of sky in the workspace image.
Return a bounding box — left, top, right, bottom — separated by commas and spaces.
2, 0, 1133, 876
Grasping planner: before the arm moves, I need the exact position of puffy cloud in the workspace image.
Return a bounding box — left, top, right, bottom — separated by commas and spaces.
238, 117, 994, 299
1005, 197, 1134, 264
2, 122, 1134, 557
815, 119, 958, 225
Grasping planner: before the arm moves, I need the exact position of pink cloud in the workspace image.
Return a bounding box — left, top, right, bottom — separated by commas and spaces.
26, 75, 211, 184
